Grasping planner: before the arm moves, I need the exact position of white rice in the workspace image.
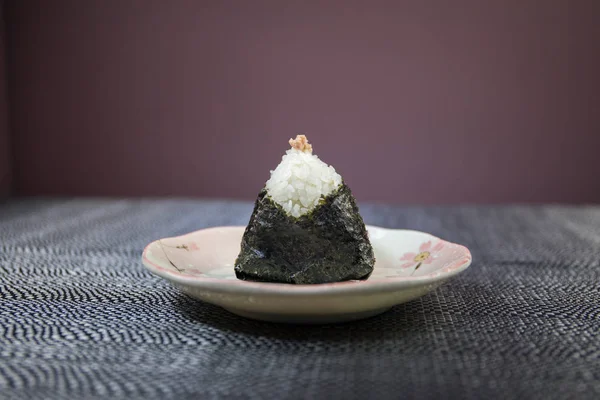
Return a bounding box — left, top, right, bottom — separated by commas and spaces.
265, 148, 342, 218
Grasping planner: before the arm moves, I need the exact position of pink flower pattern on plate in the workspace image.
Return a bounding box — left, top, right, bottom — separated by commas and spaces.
177, 242, 199, 251
158, 241, 200, 273
399, 241, 445, 274
160, 241, 199, 252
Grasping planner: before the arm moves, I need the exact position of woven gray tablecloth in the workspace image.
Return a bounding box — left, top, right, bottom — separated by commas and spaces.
1, 198, 599, 399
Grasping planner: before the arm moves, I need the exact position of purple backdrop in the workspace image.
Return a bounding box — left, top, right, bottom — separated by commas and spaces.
0, 0, 10, 198
6, 0, 600, 203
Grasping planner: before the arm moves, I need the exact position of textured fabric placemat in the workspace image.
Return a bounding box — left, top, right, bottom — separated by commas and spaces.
1, 198, 599, 399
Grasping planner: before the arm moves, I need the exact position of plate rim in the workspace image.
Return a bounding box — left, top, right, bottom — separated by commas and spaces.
141, 225, 472, 296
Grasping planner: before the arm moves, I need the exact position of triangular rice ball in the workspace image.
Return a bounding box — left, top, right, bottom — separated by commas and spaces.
235, 135, 375, 284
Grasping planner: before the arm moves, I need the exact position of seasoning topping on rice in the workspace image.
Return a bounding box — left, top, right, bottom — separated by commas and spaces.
288, 134, 313, 153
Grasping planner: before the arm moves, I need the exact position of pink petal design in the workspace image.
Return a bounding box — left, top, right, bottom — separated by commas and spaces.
419, 241, 432, 252
188, 243, 200, 251
422, 257, 434, 265
432, 241, 445, 252
400, 262, 414, 269
400, 252, 417, 261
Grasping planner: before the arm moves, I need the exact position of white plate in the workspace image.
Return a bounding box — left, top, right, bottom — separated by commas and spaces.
141, 225, 472, 324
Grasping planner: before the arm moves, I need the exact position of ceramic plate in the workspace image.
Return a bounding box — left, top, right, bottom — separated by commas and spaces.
141, 226, 472, 324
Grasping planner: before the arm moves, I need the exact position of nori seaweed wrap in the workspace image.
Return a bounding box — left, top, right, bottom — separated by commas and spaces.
235, 135, 375, 284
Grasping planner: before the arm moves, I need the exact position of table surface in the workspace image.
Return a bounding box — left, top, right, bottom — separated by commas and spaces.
1, 198, 599, 399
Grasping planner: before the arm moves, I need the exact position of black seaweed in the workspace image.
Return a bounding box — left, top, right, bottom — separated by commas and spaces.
234, 183, 375, 284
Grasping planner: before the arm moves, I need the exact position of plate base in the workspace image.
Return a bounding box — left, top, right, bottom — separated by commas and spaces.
222, 306, 392, 324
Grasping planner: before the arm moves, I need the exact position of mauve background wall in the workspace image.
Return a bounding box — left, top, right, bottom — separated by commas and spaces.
0, 0, 10, 198
6, 0, 600, 203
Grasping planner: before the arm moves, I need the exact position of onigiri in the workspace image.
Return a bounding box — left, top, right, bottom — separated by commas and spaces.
234, 135, 375, 284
